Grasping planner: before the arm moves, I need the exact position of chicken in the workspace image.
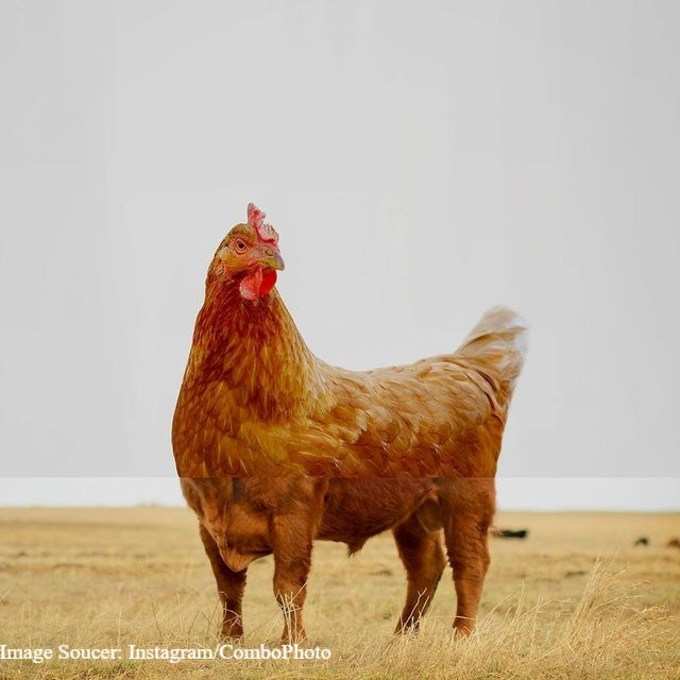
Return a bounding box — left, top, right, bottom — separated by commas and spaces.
172, 203, 529, 641
172, 203, 528, 479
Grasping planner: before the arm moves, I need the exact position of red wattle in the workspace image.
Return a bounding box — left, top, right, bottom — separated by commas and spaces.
239, 268, 277, 300
259, 269, 277, 297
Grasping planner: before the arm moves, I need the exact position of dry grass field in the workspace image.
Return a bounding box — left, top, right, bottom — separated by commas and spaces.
0, 506, 679, 679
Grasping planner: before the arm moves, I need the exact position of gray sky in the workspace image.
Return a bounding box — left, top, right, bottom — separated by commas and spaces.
1, 1, 679, 507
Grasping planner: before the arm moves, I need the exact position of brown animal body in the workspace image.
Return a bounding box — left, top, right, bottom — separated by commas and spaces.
182, 475, 495, 641
173, 205, 528, 640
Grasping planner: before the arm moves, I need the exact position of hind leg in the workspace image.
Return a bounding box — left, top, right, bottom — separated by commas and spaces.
440, 479, 495, 636
393, 513, 446, 633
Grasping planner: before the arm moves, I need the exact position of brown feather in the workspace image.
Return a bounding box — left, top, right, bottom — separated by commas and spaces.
172, 271, 528, 478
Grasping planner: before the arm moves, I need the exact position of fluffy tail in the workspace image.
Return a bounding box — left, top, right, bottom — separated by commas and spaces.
455, 306, 528, 395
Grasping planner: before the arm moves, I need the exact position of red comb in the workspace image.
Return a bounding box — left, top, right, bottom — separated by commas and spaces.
247, 202, 279, 245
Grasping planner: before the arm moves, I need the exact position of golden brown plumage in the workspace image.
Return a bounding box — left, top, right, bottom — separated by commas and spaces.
172, 205, 528, 478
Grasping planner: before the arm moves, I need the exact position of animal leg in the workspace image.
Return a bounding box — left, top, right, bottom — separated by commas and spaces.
441, 480, 494, 636
393, 514, 446, 633
271, 514, 313, 644
199, 524, 247, 640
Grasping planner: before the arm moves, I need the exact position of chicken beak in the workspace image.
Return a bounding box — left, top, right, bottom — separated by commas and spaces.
257, 246, 285, 271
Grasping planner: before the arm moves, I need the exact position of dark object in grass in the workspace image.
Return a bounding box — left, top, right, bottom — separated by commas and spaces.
634, 537, 650, 546
491, 528, 529, 540
565, 570, 587, 578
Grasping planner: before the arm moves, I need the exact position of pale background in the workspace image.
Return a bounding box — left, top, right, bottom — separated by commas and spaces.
1, 1, 678, 508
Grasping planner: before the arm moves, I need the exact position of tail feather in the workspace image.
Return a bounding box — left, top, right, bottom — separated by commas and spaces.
455, 306, 528, 392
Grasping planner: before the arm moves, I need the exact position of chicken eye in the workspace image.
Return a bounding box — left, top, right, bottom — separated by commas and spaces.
233, 239, 248, 253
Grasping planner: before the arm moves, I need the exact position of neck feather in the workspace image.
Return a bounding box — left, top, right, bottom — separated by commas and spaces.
184, 276, 324, 419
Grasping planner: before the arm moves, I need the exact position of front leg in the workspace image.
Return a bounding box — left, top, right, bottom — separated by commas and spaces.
271, 513, 314, 643
199, 524, 247, 640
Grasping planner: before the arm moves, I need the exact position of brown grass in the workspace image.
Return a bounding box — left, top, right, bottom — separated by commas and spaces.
0, 507, 679, 679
